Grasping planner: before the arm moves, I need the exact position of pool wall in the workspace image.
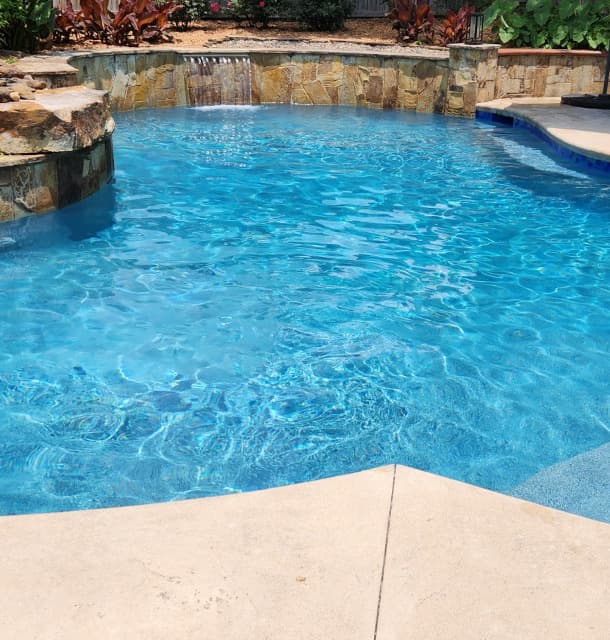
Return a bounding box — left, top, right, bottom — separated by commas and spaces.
0, 44, 605, 222
0, 137, 113, 222
69, 45, 498, 116
67, 46, 605, 116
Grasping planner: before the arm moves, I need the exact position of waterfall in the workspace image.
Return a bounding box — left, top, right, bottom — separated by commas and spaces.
185, 56, 252, 107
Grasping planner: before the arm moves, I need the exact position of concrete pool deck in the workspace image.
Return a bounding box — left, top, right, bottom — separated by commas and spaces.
1, 464, 609, 639
476, 97, 610, 164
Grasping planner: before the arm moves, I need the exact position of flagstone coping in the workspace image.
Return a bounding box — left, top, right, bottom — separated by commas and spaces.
0, 464, 608, 639
477, 97, 610, 163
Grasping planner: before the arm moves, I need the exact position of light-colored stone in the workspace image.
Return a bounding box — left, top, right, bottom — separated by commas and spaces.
477, 98, 610, 162
0, 464, 609, 638
0, 86, 114, 155
0, 466, 393, 640
376, 465, 610, 639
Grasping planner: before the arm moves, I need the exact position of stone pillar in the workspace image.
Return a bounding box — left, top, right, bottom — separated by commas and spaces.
445, 44, 500, 117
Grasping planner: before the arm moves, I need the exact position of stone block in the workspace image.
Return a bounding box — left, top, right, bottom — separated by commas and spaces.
12, 161, 57, 214
0, 185, 14, 222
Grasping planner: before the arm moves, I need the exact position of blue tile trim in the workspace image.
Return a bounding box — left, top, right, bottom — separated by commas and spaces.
476, 108, 610, 175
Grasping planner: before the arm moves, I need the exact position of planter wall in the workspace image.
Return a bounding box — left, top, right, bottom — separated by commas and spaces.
497, 49, 606, 98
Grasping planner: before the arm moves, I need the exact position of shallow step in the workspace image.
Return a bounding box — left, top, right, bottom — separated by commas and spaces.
511, 442, 610, 523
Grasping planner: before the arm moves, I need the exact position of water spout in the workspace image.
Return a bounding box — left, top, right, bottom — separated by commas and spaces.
185, 55, 253, 107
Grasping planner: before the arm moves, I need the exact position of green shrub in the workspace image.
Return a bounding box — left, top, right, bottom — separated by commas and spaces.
0, 0, 56, 52
484, 0, 610, 50
295, 0, 355, 32
226, 0, 287, 28
170, 0, 220, 30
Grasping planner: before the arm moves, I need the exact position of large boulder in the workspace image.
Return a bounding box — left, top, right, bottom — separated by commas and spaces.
0, 86, 115, 155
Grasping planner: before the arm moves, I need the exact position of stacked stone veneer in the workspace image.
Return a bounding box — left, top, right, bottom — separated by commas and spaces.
250, 53, 449, 112
71, 51, 189, 111
0, 84, 115, 222
496, 50, 606, 98
72, 50, 452, 114
70, 46, 606, 117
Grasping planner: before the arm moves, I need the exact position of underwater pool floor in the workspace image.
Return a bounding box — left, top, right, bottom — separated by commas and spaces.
0, 105, 609, 519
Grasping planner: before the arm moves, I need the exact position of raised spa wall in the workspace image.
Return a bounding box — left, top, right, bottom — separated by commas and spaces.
69, 45, 606, 115
0, 45, 606, 222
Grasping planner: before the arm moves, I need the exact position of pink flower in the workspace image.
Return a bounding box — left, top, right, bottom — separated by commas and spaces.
210, 1, 220, 12
258, 1, 265, 6
227, 1, 232, 5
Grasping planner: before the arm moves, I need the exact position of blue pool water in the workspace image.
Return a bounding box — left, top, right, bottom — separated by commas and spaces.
1, 105, 609, 517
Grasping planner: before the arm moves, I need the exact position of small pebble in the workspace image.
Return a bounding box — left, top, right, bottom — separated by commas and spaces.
9, 92, 20, 101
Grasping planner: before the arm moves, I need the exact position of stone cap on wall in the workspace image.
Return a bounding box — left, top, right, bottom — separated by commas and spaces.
499, 48, 604, 57
0, 86, 115, 156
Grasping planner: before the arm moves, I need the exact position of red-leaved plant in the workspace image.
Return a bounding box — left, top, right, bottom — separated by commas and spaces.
54, 0, 180, 45
438, 4, 474, 45
388, 0, 435, 45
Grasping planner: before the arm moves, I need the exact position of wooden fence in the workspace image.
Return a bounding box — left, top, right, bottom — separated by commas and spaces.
353, 0, 386, 17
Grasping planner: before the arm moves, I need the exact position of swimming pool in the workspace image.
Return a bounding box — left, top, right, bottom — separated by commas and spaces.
1, 105, 609, 518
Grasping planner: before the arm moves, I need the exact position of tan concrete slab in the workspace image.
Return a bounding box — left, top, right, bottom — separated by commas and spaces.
477, 97, 610, 162
377, 465, 610, 640
0, 466, 394, 640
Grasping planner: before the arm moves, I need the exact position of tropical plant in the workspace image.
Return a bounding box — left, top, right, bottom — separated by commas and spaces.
484, 0, 610, 50
295, 0, 355, 32
0, 0, 56, 52
54, 0, 180, 45
226, 0, 285, 28
53, 0, 85, 43
387, 0, 435, 45
438, 4, 474, 45
113, 0, 179, 44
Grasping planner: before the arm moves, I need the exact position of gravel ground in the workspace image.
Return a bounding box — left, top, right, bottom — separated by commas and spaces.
170, 18, 398, 47
52, 18, 446, 57
207, 36, 449, 58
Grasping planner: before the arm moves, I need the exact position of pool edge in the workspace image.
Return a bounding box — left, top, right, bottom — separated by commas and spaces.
476, 98, 610, 171
0, 463, 608, 638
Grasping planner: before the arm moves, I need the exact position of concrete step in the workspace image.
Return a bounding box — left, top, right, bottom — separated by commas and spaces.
511, 441, 610, 523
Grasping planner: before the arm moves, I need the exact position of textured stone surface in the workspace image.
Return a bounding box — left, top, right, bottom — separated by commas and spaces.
4, 55, 78, 88
376, 466, 610, 640
66, 48, 606, 118
445, 44, 500, 117
496, 52, 605, 98
71, 52, 189, 111
250, 52, 448, 113
0, 466, 393, 640
185, 55, 252, 106
0, 86, 114, 155
0, 465, 608, 639
476, 97, 610, 162
0, 137, 113, 221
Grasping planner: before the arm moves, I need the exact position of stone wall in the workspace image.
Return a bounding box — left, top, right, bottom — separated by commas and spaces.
3, 44, 606, 224
251, 53, 448, 112
71, 50, 452, 114
445, 44, 499, 117
71, 51, 189, 111
0, 82, 115, 222
0, 137, 113, 222
496, 49, 606, 98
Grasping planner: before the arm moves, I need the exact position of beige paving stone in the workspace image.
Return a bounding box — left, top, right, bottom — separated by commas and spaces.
0, 466, 393, 640
376, 465, 610, 640
477, 98, 610, 161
